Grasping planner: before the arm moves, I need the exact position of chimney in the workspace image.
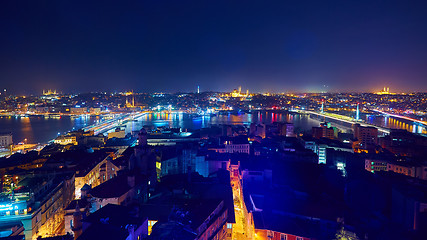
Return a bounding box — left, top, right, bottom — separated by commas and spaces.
187, 166, 192, 184
127, 175, 135, 188
72, 202, 83, 240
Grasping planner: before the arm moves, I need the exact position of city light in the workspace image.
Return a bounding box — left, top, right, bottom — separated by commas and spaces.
1, 1, 427, 239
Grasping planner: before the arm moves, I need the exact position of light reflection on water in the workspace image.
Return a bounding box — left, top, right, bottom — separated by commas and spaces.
0, 115, 97, 144
130, 111, 320, 134
1, 111, 426, 144
365, 114, 426, 134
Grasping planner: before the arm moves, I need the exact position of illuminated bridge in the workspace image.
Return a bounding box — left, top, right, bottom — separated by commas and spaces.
371, 109, 427, 126
294, 109, 391, 134
83, 112, 148, 135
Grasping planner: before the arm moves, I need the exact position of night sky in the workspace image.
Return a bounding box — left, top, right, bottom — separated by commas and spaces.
1, 0, 427, 94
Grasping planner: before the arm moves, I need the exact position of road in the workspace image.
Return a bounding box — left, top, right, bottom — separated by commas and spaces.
230, 173, 254, 240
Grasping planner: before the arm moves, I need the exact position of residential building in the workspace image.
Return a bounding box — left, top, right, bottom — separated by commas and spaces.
54, 135, 77, 146
89, 173, 148, 212
0, 173, 74, 240
77, 204, 148, 240
0, 133, 12, 147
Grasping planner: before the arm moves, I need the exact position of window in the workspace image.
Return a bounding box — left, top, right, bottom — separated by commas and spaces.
297, 237, 303, 240
227, 223, 232, 229
280, 233, 287, 240
267, 231, 273, 239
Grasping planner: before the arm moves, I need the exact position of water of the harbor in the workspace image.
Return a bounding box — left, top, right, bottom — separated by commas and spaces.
0, 111, 425, 144
328, 111, 427, 135
365, 114, 426, 134
133, 111, 320, 133
0, 112, 318, 144
0, 115, 97, 144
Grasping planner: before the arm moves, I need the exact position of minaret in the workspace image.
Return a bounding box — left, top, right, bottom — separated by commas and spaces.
197, 85, 200, 94
321, 101, 324, 113
356, 103, 360, 121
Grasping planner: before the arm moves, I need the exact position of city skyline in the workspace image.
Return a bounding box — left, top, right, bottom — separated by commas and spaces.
1, 0, 427, 94
0, 85, 418, 96
1, 1, 427, 239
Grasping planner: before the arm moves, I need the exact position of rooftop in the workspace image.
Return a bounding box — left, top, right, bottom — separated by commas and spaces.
84, 204, 145, 227
90, 173, 146, 199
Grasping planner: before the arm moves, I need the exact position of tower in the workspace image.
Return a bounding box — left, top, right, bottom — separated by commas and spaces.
72, 203, 83, 240
321, 101, 324, 113
197, 85, 200, 94
138, 128, 148, 146
356, 103, 360, 121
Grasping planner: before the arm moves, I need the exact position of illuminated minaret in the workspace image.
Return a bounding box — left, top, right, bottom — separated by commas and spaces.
197, 85, 200, 94
321, 101, 324, 113
356, 103, 360, 121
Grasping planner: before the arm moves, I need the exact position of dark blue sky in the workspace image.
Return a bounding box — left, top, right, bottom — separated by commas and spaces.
1, 0, 427, 94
